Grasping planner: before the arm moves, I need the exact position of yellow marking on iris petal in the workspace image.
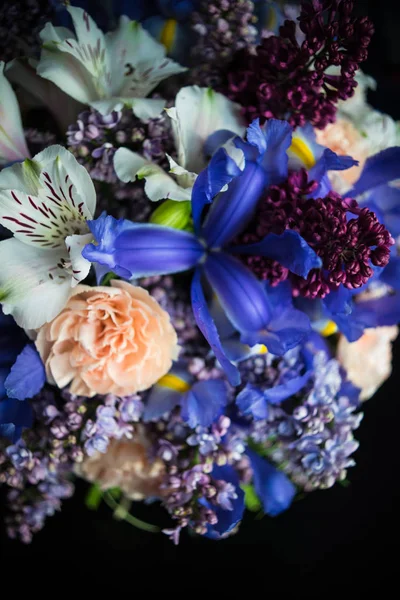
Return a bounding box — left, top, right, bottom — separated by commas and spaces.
266, 8, 277, 31
160, 19, 177, 53
157, 373, 191, 393
289, 137, 316, 170
321, 320, 338, 337
259, 345, 268, 354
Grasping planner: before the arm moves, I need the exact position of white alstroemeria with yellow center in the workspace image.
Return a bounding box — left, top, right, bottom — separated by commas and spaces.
0, 146, 96, 329
37, 6, 186, 120
0, 62, 30, 165
114, 85, 246, 202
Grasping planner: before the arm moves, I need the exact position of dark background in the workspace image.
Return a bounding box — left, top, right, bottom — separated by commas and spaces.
1, 1, 399, 574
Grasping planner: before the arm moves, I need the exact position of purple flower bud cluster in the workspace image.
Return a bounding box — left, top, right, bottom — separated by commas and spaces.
67, 107, 174, 184
0, 0, 54, 62
246, 351, 363, 491
224, 0, 374, 128
24, 128, 58, 157
83, 394, 144, 457
189, 0, 258, 87
0, 388, 86, 542
141, 412, 246, 543
236, 169, 394, 298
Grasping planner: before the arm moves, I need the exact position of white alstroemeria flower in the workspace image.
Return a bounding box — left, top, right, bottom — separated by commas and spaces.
37, 6, 186, 120
114, 86, 246, 202
0, 146, 96, 329
0, 62, 30, 165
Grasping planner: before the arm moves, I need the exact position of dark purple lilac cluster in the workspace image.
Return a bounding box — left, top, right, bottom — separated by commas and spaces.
224, 0, 374, 128
236, 169, 394, 298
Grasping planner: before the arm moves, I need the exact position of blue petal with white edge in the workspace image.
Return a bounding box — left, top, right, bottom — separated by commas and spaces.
204, 464, 245, 540
180, 379, 228, 428
201, 160, 267, 248
257, 118, 293, 184
83, 213, 205, 278
5, 344, 45, 401
204, 252, 272, 335
247, 449, 296, 517
231, 230, 322, 279
191, 268, 240, 386
204, 129, 239, 160
191, 147, 242, 234
349, 148, 400, 197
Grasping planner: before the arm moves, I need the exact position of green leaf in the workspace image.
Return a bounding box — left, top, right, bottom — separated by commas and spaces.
150, 199, 192, 230
100, 271, 119, 286
241, 483, 262, 512
85, 484, 103, 510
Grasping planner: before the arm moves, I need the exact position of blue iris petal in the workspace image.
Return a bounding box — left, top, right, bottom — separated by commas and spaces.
364, 184, 400, 237
5, 344, 45, 401
349, 147, 400, 197
0, 397, 33, 443
84, 213, 205, 278
204, 464, 245, 540
308, 148, 357, 198
180, 379, 228, 428
257, 118, 293, 184
203, 129, 239, 160
201, 161, 267, 248
246, 449, 296, 517
204, 252, 272, 334
231, 230, 322, 279
191, 147, 242, 234
381, 256, 400, 290
190, 269, 240, 386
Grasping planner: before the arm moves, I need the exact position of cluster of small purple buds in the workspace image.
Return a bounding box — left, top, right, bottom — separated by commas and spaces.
223, 0, 374, 128
236, 169, 394, 298
83, 394, 144, 456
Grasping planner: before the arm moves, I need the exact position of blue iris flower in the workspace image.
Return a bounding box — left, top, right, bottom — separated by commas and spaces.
84, 119, 336, 386
0, 310, 45, 443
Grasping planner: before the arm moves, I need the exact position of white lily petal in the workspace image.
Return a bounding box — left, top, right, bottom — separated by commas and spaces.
167, 155, 197, 189
106, 17, 186, 98
114, 147, 191, 201
66, 233, 93, 287
0, 238, 71, 329
0, 62, 30, 164
169, 86, 246, 173
5, 59, 83, 132
0, 147, 95, 247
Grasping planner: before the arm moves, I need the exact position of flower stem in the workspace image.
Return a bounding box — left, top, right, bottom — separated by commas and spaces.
103, 492, 160, 533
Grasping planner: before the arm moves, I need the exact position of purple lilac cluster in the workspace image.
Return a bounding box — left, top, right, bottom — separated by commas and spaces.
82, 394, 144, 457
0, 388, 86, 542
155, 413, 246, 543
189, 0, 258, 87
224, 0, 374, 128
67, 108, 174, 184
244, 350, 363, 491
236, 170, 394, 298
0, 0, 54, 62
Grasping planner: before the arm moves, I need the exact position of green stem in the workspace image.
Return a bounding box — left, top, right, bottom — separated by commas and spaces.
103, 492, 160, 534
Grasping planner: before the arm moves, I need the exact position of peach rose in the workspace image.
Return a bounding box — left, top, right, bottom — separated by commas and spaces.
337, 326, 399, 401
77, 428, 166, 500
315, 118, 368, 189
35, 280, 179, 398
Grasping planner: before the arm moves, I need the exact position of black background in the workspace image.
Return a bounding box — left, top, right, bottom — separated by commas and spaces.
1, 0, 399, 575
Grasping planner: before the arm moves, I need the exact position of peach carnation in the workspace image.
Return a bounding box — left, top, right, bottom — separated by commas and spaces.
78, 428, 166, 500
337, 326, 399, 401
35, 280, 179, 398
315, 117, 368, 189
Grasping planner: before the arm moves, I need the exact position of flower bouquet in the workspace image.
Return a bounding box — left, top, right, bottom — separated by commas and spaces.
0, 0, 399, 545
